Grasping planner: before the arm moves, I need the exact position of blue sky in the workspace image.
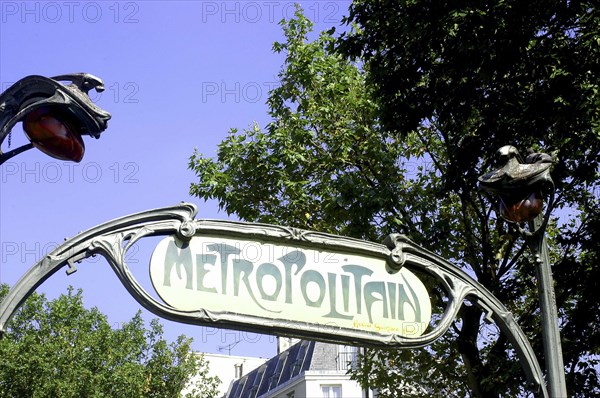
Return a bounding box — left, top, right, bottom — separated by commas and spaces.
0, 0, 352, 358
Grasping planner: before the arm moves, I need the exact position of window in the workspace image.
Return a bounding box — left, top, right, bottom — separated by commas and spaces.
251, 365, 267, 397
249, 386, 258, 397
230, 376, 247, 397
336, 345, 358, 370
270, 352, 289, 389
321, 385, 342, 398
291, 341, 310, 376
291, 359, 303, 377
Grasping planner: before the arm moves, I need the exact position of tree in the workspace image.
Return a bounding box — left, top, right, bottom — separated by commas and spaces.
189, 5, 599, 397
0, 285, 220, 398
189, 8, 410, 242
338, 0, 599, 396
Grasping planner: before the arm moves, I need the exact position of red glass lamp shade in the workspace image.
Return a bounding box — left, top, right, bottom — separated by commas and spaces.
22, 106, 85, 162
499, 191, 544, 223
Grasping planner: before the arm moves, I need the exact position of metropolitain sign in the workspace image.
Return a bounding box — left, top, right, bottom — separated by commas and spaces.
0, 204, 549, 396
150, 226, 431, 341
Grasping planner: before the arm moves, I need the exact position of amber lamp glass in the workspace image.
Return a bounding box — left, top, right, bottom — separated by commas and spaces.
23, 107, 85, 162
499, 191, 544, 223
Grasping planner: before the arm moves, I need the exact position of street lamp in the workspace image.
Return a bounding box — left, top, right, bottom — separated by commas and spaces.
478, 145, 567, 398
0, 73, 111, 165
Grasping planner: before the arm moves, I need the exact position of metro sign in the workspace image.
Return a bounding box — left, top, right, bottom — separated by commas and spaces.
150, 234, 431, 339
0, 203, 548, 396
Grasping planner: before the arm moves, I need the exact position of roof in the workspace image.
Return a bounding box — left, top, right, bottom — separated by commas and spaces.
226, 340, 317, 398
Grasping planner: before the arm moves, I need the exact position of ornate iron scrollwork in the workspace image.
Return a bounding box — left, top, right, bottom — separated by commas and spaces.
0, 202, 548, 397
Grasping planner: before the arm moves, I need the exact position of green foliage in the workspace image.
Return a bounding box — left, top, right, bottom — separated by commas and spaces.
191, 8, 403, 241
339, 1, 600, 396
189, 3, 599, 397
340, 0, 600, 196
0, 285, 220, 398
189, 7, 455, 248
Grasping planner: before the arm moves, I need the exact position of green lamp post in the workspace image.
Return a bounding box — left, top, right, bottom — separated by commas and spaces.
479, 145, 567, 398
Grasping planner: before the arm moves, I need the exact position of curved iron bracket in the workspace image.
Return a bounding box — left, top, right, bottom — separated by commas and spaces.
0, 203, 197, 337
0, 203, 548, 397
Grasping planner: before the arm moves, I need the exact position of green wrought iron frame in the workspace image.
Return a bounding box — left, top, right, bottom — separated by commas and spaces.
0, 203, 549, 397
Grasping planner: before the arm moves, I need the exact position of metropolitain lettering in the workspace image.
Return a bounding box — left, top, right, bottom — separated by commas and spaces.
159, 239, 424, 326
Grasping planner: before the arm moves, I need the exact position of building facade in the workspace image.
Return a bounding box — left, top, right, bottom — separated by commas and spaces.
183, 352, 269, 398
223, 340, 375, 398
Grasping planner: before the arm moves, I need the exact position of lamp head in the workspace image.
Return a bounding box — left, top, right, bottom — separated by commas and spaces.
479, 145, 555, 223
498, 191, 544, 223
0, 74, 111, 164
23, 106, 85, 162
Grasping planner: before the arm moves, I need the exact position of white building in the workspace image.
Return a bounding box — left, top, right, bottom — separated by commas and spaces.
184, 352, 269, 398
222, 339, 377, 398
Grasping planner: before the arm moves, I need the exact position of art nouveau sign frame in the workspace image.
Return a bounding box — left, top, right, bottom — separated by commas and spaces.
0, 203, 549, 397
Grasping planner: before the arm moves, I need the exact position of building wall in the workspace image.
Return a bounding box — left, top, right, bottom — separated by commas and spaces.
223, 340, 376, 398
303, 372, 365, 398
184, 352, 269, 398
277, 337, 301, 354
262, 372, 367, 398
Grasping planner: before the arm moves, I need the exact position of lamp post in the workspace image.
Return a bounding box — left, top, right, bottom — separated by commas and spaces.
478, 145, 567, 398
0, 73, 111, 165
